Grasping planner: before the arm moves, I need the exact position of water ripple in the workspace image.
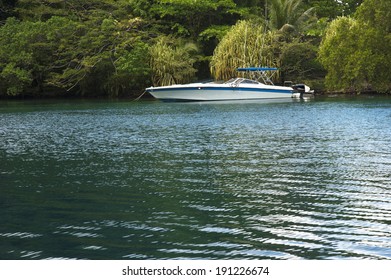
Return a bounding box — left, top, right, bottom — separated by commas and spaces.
1, 98, 391, 259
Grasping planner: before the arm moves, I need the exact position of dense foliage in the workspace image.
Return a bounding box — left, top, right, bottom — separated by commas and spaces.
319, 0, 391, 92
210, 20, 280, 81
0, 0, 388, 97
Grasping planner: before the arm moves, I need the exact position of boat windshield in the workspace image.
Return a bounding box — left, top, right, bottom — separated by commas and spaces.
240, 79, 260, 84
224, 78, 261, 85
225, 78, 237, 84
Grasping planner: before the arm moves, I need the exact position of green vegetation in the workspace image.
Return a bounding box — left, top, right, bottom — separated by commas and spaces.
210, 20, 278, 81
150, 36, 198, 86
0, 0, 389, 97
319, 0, 391, 93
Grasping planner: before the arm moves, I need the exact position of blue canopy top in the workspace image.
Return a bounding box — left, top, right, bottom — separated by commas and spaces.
237, 67, 278, 72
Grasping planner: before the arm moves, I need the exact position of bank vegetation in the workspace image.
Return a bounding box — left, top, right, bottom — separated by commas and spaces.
0, 0, 389, 98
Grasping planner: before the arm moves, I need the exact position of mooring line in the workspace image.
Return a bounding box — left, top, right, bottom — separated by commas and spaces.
133, 90, 147, 101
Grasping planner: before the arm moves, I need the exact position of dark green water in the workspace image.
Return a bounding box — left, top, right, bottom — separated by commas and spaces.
1, 97, 391, 260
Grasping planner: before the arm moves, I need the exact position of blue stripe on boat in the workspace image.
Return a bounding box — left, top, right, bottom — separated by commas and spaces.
149, 86, 292, 94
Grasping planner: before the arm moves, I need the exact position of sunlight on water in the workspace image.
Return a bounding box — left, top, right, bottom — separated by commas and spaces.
1, 98, 391, 259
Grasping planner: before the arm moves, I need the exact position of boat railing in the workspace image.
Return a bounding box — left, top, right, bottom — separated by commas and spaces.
237, 67, 278, 85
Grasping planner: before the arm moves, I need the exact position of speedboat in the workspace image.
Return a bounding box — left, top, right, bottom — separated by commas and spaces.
146, 67, 294, 102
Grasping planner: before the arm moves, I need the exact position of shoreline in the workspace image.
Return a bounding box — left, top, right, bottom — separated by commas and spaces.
0, 90, 389, 101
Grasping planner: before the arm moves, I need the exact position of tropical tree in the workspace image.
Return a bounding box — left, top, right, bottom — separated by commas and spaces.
280, 40, 324, 82
306, 0, 362, 19
267, 0, 316, 33
341, 0, 364, 15
210, 20, 280, 81
0, 14, 151, 97
355, 0, 390, 32
234, 0, 267, 20
151, 0, 238, 38
318, 0, 391, 92
0, 17, 64, 96
354, 0, 391, 92
318, 17, 365, 91
15, 0, 132, 21
105, 41, 151, 97
149, 36, 198, 86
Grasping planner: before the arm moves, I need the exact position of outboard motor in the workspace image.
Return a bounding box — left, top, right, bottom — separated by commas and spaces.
292, 84, 306, 99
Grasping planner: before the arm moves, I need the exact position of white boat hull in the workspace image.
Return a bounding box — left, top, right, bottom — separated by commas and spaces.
146, 83, 293, 102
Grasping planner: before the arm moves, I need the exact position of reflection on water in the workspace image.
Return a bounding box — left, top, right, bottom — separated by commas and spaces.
1, 97, 391, 259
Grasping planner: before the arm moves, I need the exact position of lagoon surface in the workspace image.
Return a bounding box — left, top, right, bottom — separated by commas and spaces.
1, 97, 391, 259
